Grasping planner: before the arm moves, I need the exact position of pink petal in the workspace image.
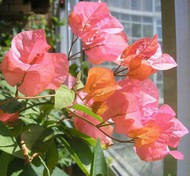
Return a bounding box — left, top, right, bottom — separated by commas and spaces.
18, 53, 55, 96
0, 54, 26, 86
150, 54, 177, 70
134, 142, 169, 161
0, 112, 19, 123
46, 53, 69, 89
158, 104, 176, 116
74, 113, 113, 146
69, 1, 128, 64
11, 30, 50, 64
69, 2, 124, 38
169, 150, 184, 160
167, 118, 189, 147
84, 32, 128, 64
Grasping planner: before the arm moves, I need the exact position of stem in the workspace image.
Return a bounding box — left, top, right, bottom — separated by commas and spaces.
39, 156, 50, 176
68, 34, 79, 60
96, 121, 114, 128
0, 98, 16, 106
67, 107, 135, 143
69, 44, 103, 60
17, 94, 55, 100
114, 68, 128, 76
0, 94, 55, 107
114, 65, 122, 74
19, 101, 54, 113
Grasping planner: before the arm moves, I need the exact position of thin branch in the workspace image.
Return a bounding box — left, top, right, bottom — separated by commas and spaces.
17, 94, 55, 100
68, 34, 79, 59
0, 94, 55, 107
0, 98, 16, 106
67, 107, 135, 143
19, 101, 54, 113
113, 64, 122, 74
69, 44, 103, 60
114, 68, 128, 76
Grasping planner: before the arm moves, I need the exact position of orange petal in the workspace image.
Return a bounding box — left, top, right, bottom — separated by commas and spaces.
128, 121, 160, 147
127, 55, 155, 80
82, 67, 117, 102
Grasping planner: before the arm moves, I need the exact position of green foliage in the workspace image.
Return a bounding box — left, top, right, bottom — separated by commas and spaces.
72, 104, 103, 122
91, 140, 109, 176
0, 122, 23, 158
55, 85, 75, 110
20, 124, 54, 154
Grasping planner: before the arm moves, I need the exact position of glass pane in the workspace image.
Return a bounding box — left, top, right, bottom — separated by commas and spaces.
132, 23, 141, 37
111, 12, 120, 19
120, 0, 131, 9
131, 15, 141, 22
121, 13, 130, 21
143, 16, 153, 23
155, 0, 161, 12
131, 0, 141, 10
157, 26, 162, 39
123, 22, 131, 34
142, 0, 153, 11
108, 0, 120, 7
143, 24, 153, 37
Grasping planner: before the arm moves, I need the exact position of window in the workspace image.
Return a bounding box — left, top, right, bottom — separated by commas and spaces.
131, 0, 141, 10
142, 0, 153, 11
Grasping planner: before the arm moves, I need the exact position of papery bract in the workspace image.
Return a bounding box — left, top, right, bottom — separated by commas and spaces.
68, 1, 128, 64
83, 32, 128, 64
100, 78, 159, 135
82, 67, 117, 102
0, 30, 69, 96
74, 112, 113, 147
121, 35, 177, 79
128, 104, 189, 161
0, 110, 19, 124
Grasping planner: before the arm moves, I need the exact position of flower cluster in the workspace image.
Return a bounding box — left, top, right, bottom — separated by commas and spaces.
0, 0, 188, 166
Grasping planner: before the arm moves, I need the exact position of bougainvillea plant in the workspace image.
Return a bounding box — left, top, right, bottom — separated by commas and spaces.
0, 1, 188, 176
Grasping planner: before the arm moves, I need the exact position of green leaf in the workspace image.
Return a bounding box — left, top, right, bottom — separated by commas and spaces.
55, 85, 75, 110
0, 152, 12, 176
91, 139, 108, 176
59, 137, 92, 176
64, 127, 96, 147
20, 164, 39, 176
52, 167, 69, 176
71, 104, 103, 122
20, 124, 54, 154
44, 141, 58, 176
0, 98, 25, 113
0, 122, 23, 158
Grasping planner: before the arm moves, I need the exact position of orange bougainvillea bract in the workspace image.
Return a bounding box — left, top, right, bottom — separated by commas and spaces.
121, 34, 177, 80
82, 67, 117, 102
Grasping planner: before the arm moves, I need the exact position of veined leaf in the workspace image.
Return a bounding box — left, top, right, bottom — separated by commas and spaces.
0, 122, 23, 158
71, 104, 103, 122
0, 152, 12, 176
90, 139, 108, 176
20, 124, 54, 154
44, 141, 58, 176
54, 85, 75, 110
59, 137, 92, 176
